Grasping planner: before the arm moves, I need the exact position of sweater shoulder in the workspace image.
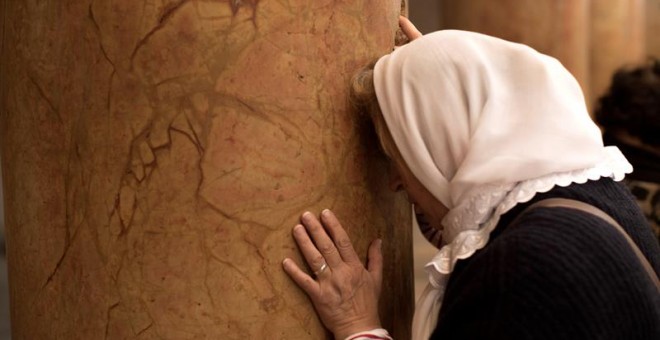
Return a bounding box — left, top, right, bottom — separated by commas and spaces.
486, 206, 652, 287
434, 207, 660, 339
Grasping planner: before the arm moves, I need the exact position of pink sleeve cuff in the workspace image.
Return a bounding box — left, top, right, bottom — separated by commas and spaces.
344, 328, 393, 340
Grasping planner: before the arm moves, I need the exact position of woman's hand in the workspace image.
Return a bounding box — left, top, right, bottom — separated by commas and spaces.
282, 209, 383, 340
398, 16, 422, 43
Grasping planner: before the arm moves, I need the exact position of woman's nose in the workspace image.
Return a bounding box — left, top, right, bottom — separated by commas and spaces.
389, 169, 404, 192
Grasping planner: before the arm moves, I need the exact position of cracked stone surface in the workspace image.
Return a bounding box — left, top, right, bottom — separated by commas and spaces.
0, 0, 412, 339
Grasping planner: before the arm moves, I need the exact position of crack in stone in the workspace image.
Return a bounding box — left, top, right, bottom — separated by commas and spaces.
222, 94, 313, 147
118, 184, 137, 231
202, 263, 218, 310
130, 0, 190, 65
36, 216, 87, 299
111, 107, 181, 235
223, 93, 314, 147
28, 75, 63, 124
39, 137, 96, 293
104, 302, 120, 340
88, 3, 117, 71
34, 146, 82, 301
159, 0, 189, 25
184, 113, 205, 151
135, 321, 154, 337
197, 194, 274, 231
106, 70, 115, 114
169, 112, 204, 155
41, 237, 70, 287
170, 126, 202, 155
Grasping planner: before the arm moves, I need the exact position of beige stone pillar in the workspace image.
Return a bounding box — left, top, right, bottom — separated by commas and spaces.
590, 0, 646, 108
0, 1, 413, 339
439, 0, 591, 104
647, 0, 660, 57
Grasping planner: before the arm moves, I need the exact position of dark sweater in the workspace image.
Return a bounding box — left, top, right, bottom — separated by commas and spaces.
431, 178, 660, 340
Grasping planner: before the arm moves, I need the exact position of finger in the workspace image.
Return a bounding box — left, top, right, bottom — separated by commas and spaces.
320, 209, 360, 264
367, 239, 383, 295
399, 16, 422, 41
282, 258, 320, 298
292, 224, 329, 275
301, 212, 343, 267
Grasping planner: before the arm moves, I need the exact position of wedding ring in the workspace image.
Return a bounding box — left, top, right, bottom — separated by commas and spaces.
313, 263, 328, 276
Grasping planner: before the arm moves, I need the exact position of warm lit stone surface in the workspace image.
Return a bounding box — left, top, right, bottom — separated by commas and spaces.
438, 0, 655, 111
590, 0, 646, 106
0, 1, 413, 339
439, 0, 591, 104
648, 0, 660, 57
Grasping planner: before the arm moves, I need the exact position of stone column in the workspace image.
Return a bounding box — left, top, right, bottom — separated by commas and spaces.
647, 0, 660, 57
439, 0, 591, 106
590, 0, 646, 104
0, 1, 413, 339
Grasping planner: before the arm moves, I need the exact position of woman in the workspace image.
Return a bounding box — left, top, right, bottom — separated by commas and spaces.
282, 19, 660, 340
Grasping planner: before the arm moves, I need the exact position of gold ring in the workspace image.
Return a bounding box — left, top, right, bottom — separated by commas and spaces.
314, 263, 328, 276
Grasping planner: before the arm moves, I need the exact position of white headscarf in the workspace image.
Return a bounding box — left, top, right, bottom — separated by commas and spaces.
373, 30, 632, 339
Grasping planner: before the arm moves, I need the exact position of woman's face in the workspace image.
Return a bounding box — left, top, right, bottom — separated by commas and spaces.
373, 114, 449, 232
388, 156, 449, 233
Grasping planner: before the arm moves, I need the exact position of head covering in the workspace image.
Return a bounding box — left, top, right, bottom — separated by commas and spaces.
373, 30, 632, 339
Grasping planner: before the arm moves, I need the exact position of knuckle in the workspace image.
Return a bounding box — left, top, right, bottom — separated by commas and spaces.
318, 243, 336, 255
336, 237, 352, 249
312, 255, 325, 266
303, 278, 317, 293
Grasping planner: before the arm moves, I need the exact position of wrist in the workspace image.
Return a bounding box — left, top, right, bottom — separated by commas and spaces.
333, 319, 382, 340
342, 328, 392, 340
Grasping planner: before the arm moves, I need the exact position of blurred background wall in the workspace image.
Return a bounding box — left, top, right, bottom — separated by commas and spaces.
409, 0, 659, 112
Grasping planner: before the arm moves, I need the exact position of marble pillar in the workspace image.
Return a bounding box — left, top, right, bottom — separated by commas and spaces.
0, 1, 413, 339
647, 0, 660, 57
590, 0, 646, 106
439, 0, 591, 104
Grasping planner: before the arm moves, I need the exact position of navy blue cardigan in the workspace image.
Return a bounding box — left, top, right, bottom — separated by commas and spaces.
431, 178, 660, 339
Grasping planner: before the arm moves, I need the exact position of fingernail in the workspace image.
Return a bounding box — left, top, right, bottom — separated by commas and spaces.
282, 258, 290, 267
322, 209, 331, 216
302, 211, 313, 220
377, 239, 383, 249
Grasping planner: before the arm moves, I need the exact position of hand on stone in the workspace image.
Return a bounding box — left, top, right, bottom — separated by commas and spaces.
282, 209, 383, 340
399, 16, 422, 41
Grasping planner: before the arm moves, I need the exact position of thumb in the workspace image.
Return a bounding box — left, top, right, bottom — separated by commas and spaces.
367, 238, 383, 295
